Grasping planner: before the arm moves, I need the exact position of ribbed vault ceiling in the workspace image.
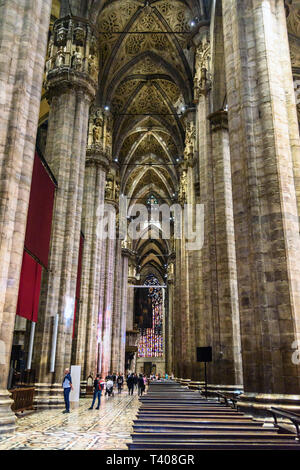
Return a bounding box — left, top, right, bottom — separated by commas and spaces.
96, 0, 204, 276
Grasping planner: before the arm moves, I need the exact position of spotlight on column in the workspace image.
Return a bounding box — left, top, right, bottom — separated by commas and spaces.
104, 105, 110, 111
190, 20, 196, 28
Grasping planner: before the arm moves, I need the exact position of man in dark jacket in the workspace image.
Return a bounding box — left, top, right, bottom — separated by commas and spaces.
137, 374, 146, 396
89, 374, 104, 410
127, 373, 134, 395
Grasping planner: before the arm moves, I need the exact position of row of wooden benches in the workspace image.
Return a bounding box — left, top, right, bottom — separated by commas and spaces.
127, 381, 300, 449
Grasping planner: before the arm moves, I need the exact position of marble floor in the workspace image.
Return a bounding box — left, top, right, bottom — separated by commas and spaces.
0, 391, 140, 450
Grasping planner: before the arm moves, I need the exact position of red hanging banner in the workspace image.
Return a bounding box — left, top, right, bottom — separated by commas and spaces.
24, 152, 55, 268
16, 151, 55, 323
16, 251, 42, 322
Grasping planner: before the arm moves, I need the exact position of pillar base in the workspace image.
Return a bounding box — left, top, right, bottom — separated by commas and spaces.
188, 381, 205, 391
34, 383, 65, 409
237, 393, 300, 419
206, 384, 244, 395
0, 389, 16, 434
176, 378, 191, 386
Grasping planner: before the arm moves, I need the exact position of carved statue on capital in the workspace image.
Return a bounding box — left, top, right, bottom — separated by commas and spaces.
194, 36, 211, 100
105, 177, 114, 200
55, 47, 66, 68
115, 180, 120, 201
88, 107, 104, 148
71, 47, 83, 71
184, 120, 196, 164
45, 16, 99, 92
88, 54, 98, 82
178, 169, 187, 205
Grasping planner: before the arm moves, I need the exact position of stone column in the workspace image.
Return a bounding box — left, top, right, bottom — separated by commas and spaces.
175, 162, 191, 379
100, 164, 119, 378
119, 249, 129, 373
33, 16, 98, 406
166, 256, 175, 375
127, 260, 137, 332
110, 240, 122, 374
193, 33, 216, 386
74, 127, 110, 379
207, 110, 243, 390
223, 0, 300, 412
0, 0, 51, 432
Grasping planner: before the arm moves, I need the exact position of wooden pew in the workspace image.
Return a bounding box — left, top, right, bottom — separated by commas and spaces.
269, 407, 300, 439
9, 387, 35, 413
128, 381, 300, 450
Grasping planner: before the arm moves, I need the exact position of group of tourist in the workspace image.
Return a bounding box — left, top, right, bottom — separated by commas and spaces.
62, 368, 172, 413
126, 373, 147, 396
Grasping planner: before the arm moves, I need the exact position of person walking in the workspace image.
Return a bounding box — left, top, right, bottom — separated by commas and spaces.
143, 374, 148, 390
138, 373, 145, 396
117, 373, 124, 394
62, 368, 73, 414
127, 373, 134, 395
105, 377, 114, 396
133, 373, 138, 390
89, 375, 104, 410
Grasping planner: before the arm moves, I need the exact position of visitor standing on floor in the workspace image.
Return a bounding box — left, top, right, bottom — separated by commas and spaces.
133, 373, 138, 390
117, 373, 124, 394
127, 373, 134, 395
62, 368, 73, 414
89, 375, 104, 410
138, 373, 145, 396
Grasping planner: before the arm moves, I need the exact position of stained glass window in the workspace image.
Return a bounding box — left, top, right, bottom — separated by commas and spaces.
137, 274, 163, 358
147, 194, 158, 206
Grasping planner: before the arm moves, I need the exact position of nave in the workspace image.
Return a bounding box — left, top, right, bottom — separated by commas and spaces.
0, 0, 300, 444
1, 381, 299, 451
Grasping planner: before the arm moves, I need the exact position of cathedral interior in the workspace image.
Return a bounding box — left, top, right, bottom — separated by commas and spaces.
0, 0, 300, 451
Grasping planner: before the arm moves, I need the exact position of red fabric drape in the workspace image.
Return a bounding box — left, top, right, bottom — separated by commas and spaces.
25, 152, 55, 268
73, 235, 84, 337
16, 152, 55, 323
16, 251, 42, 322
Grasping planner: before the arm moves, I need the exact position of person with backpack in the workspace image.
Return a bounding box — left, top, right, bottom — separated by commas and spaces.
89, 374, 104, 410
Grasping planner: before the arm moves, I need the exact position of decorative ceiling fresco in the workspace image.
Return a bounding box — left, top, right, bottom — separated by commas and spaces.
96, 0, 209, 277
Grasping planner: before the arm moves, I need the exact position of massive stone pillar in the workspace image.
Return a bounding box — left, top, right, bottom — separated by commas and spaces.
222, 0, 300, 412
125, 252, 139, 373
0, 0, 51, 432
74, 107, 110, 380
193, 33, 216, 386
119, 248, 129, 373
207, 110, 243, 389
33, 16, 98, 406
99, 164, 119, 378
166, 256, 175, 375
193, 31, 243, 391
111, 240, 122, 374
176, 111, 198, 380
